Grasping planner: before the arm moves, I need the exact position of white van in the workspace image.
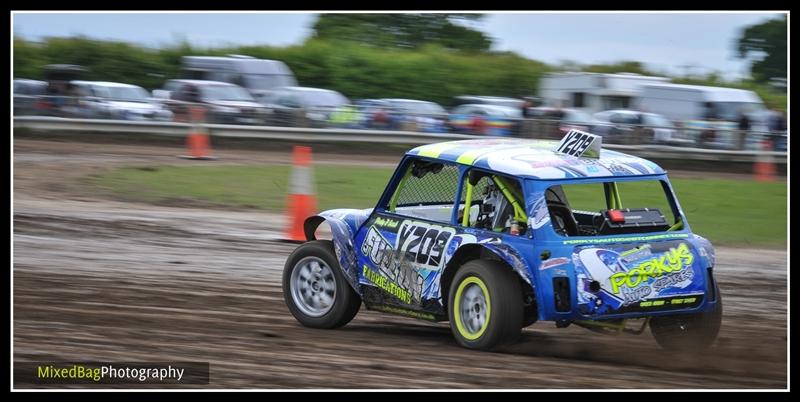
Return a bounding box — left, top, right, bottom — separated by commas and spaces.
636, 83, 767, 123
180, 55, 297, 97
636, 83, 768, 149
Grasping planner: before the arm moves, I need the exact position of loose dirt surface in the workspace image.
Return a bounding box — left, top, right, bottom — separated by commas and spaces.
13, 138, 788, 389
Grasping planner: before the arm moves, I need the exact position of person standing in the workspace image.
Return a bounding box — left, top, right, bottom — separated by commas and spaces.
737, 110, 751, 150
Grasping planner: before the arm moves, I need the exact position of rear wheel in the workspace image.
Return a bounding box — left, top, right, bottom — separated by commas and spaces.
283, 240, 361, 329
448, 260, 523, 351
650, 284, 722, 351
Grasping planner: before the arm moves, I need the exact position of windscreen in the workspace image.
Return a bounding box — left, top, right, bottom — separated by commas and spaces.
105, 86, 150, 102
643, 114, 674, 128
565, 110, 594, 124
245, 74, 297, 90
545, 179, 679, 237
391, 101, 446, 115
714, 102, 766, 121
201, 85, 256, 102
300, 91, 349, 108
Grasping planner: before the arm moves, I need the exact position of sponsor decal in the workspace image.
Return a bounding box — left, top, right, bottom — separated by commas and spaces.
361, 226, 422, 303
362, 265, 413, 304
530, 196, 551, 229
609, 243, 694, 294
563, 233, 689, 245
360, 219, 457, 303
540, 257, 570, 270
374, 217, 400, 229
573, 241, 704, 315
396, 221, 456, 269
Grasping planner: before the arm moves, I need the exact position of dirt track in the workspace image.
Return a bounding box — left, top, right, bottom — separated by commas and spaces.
13, 139, 788, 389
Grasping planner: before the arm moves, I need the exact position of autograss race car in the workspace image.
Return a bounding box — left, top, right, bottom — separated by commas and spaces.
282, 130, 722, 351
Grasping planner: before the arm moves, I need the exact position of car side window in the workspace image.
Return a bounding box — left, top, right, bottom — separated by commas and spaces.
278, 94, 299, 108
384, 159, 460, 224
458, 170, 527, 235
164, 81, 180, 92
452, 105, 469, 114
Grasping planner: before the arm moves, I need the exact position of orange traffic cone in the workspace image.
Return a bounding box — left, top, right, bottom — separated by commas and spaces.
753, 138, 776, 182
180, 106, 216, 160
285, 146, 317, 242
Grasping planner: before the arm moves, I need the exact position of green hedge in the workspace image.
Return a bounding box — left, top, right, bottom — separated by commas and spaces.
13, 36, 550, 106
13, 36, 785, 111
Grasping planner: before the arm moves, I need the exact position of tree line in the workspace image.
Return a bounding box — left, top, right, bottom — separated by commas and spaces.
13, 13, 786, 111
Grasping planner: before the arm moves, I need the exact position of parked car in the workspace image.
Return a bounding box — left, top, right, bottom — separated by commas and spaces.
455, 95, 525, 109
69, 81, 173, 121
592, 109, 692, 145
13, 79, 47, 116
354, 99, 397, 130
448, 104, 522, 136
37, 64, 89, 118
156, 79, 270, 125
526, 107, 599, 138
260, 86, 351, 128
379, 99, 448, 133
284, 133, 722, 352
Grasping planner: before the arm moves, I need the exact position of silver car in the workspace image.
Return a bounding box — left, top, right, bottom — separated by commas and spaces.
71, 81, 173, 121
593, 109, 691, 145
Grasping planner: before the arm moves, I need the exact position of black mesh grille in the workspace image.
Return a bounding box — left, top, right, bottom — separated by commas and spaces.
396, 163, 460, 206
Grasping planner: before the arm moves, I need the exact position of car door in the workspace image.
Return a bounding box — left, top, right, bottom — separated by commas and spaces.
273, 92, 301, 126
352, 157, 462, 315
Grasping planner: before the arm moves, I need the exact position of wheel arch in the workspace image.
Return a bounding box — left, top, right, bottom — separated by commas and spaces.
441, 243, 536, 318
303, 212, 366, 294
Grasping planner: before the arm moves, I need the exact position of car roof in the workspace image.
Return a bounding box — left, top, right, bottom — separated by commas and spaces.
380, 98, 434, 104
407, 139, 665, 180
275, 86, 338, 93
458, 104, 517, 112
168, 79, 237, 87
457, 95, 520, 101
15, 78, 47, 84
71, 80, 143, 89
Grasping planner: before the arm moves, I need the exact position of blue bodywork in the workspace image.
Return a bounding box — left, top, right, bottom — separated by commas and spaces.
304, 151, 719, 324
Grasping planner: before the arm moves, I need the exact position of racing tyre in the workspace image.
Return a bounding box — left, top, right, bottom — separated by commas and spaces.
283, 240, 361, 329
650, 284, 722, 351
448, 260, 524, 351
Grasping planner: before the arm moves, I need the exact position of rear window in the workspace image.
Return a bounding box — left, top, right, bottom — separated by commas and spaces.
545, 180, 679, 237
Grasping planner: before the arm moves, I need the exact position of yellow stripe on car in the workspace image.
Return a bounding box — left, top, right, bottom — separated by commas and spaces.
417, 142, 461, 158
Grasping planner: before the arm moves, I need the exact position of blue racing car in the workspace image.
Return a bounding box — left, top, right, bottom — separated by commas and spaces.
283, 131, 722, 351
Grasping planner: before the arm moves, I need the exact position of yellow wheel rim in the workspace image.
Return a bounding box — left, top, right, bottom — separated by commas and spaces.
454, 276, 491, 341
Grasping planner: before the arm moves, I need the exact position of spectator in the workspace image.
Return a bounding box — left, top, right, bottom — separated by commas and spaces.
737, 111, 751, 150
703, 102, 717, 120
768, 110, 787, 151
699, 102, 717, 147
521, 99, 533, 118
738, 111, 751, 131
518, 99, 534, 137
769, 110, 787, 132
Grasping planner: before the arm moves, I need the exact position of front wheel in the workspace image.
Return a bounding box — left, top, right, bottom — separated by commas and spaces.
282, 240, 361, 329
650, 284, 722, 351
448, 260, 524, 351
